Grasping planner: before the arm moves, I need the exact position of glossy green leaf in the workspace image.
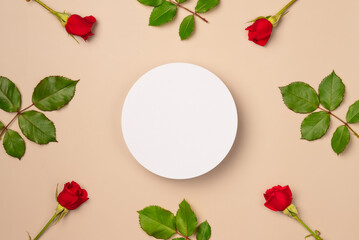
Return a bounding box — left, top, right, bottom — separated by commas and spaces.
149, 2, 177, 26
179, 15, 195, 40
138, 0, 164, 6
346, 100, 359, 123
176, 200, 198, 236
301, 111, 330, 141
138, 206, 176, 239
0, 121, 4, 131
32, 76, 78, 111
176, 0, 187, 3
18, 110, 56, 144
331, 125, 350, 155
3, 129, 25, 159
0, 76, 21, 112
318, 71, 345, 111
196, 221, 211, 240
173, 238, 185, 240
280, 82, 319, 113
195, 0, 219, 13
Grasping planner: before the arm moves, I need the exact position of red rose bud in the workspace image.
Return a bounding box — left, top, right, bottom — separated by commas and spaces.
28, 0, 96, 42
65, 15, 96, 41
264, 185, 293, 211
28, 181, 89, 240
245, 18, 273, 46
57, 181, 89, 210
246, 0, 297, 46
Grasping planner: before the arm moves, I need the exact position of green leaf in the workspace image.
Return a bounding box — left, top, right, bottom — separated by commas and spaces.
138, 0, 164, 6
179, 15, 195, 40
32, 76, 78, 111
301, 111, 330, 141
280, 82, 319, 113
3, 129, 25, 159
318, 71, 345, 111
196, 221, 211, 240
138, 206, 176, 239
18, 110, 56, 144
331, 125, 350, 155
149, 2, 177, 26
173, 238, 185, 240
0, 76, 21, 112
176, 0, 187, 3
0, 121, 4, 131
195, 0, 219, 13
346, 100, 359, 123
176, 200, 198, 237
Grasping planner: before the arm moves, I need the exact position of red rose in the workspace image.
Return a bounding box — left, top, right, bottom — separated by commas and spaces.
57, 181, 89, 210
245, 18, 273, 46
65, 15, 96, 41
264, 185, 292, 211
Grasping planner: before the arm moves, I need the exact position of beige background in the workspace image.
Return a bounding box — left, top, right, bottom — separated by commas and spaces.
1, 0, 359, 239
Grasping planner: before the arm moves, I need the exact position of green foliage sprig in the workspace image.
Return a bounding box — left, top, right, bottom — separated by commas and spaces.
137, 0, 219, 40
138, 199, 211, 240
280, 71, 359, 155
0, 76, 78, 159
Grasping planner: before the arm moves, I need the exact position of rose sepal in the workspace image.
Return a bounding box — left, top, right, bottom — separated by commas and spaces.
53, 12, 80, 43
268, 12, 289, 27
54, 204, 69, 224
247, 16, 271, 23
282, 203, 298, 217
54, 12, 70, 26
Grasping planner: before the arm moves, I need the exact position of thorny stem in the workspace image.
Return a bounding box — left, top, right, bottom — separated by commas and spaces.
290, 212, 322, 240
0, 103, 34, 139
168, 0, 209, 23
318, 106, 359, 138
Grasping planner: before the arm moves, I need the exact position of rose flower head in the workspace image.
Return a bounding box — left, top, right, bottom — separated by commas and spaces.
246, 0, 297, 46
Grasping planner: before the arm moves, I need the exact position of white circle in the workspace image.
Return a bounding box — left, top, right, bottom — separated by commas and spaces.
122, 63, 237, 179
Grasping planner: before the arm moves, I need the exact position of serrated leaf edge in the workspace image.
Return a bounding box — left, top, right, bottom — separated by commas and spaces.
176, 199, 197, 237
3, 129, 26, 159
318, 70, 345, 111
0, 76, 22, 112
300, 111, 330, 141
179, 15, 195, 40
279, 82, 319, 114
18, 111, 57, 144
331, 125, 350, 155
32, 76, 79, 112
195, 0, 219, 13
149, 2, 178, 26
138, 205, 176, 238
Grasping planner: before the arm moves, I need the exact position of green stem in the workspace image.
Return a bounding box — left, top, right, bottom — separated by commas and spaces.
33, 212, 59, 240
168, 0, 208, 23
32, 0, 57, 15
290, 212, 322, 240
276, 0, 297, 16
0, 103, 34, 140
175, 231, 191, 240
318, 106, 359, 138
